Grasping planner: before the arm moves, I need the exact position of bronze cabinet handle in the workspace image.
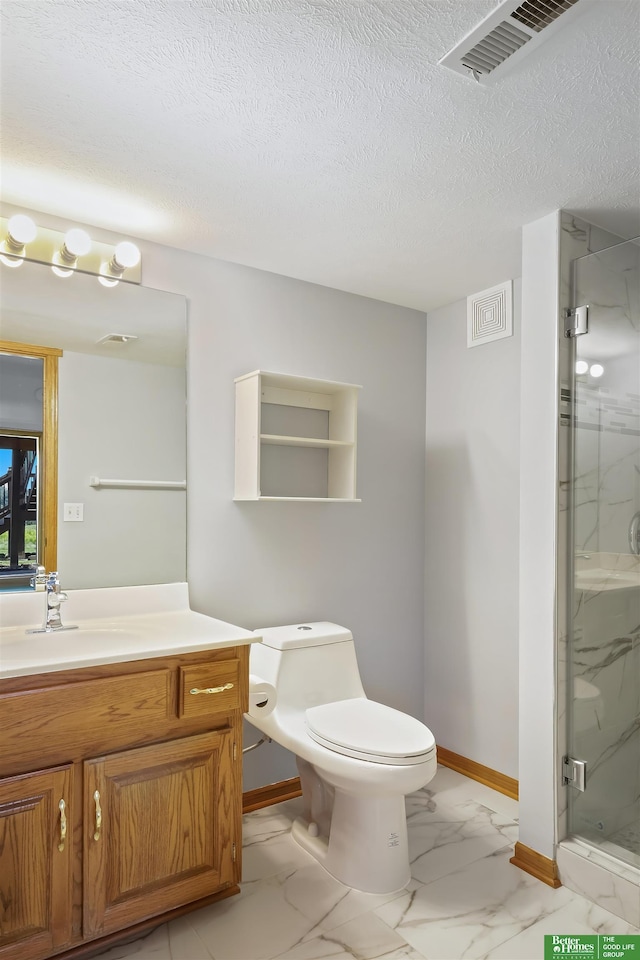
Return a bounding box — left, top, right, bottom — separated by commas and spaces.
189, 683, 234, 696
93, 790, 102, 841
58, 798, 67, 852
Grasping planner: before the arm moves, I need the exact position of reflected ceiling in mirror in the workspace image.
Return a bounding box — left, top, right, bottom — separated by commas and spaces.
1, 260, 184, 366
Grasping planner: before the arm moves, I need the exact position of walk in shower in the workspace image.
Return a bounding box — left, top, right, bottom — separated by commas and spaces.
566, 236, 640, 872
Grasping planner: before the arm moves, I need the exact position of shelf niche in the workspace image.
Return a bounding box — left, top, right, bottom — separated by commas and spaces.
234, 370, 361, 502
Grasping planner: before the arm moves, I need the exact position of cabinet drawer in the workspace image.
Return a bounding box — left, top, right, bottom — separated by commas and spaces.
0, 670, 172, 773
179, 659, 240, 718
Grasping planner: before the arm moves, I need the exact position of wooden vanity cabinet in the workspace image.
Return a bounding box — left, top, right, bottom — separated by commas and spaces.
83, 729, 235, 940
0, 646, 249, 960
0, 764, 73, 960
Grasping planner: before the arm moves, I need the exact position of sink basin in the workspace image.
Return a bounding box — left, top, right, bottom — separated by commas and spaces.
0, 624, 141, 656
67, 626, 142, 643
1, 624, 138, 644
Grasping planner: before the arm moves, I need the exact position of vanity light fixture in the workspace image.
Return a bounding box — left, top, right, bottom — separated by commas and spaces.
0, 214, 142, 284
112, 241, 141, 271
589, 363, 604, 378
0, 214, 37, 267
575, 360, 589, 375
98, 240, 141, 287
97, 267, 120, 288
51, 228, 93, 277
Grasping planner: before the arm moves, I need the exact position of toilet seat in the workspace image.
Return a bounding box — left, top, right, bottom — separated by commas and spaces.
305, 698, 436, 765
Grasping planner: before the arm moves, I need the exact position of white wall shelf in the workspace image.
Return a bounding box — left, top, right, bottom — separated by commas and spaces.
259, 434, 353, 449
234, 370, 361, 502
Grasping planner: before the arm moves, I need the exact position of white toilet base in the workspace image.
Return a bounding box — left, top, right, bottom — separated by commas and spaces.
291, 788, 411, 894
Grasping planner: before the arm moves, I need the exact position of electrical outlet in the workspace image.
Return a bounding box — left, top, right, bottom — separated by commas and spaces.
63, 502, 84, 522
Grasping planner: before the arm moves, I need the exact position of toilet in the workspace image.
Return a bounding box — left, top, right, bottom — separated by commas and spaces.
246, 621, 437, 894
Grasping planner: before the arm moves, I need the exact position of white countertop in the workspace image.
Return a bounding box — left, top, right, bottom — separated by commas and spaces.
0, 582, 260, 679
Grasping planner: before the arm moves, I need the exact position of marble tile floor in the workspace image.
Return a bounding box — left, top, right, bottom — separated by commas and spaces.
95, 767, 639, 960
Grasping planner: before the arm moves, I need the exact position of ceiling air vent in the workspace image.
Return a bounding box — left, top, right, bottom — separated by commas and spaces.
96, 334, 139, 345
440, 0, 584, 81
511, 0, 581, 32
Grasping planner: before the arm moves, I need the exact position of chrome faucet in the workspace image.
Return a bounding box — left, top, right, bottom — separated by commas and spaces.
30, 564, 47, 591
27, 571, 78, 634
45, 571, 68, 630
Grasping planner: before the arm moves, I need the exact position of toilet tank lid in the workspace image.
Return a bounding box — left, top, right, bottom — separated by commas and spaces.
253, 622, 353, 650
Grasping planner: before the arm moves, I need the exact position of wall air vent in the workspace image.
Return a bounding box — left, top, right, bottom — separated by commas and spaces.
467, 281, 513, 348
440, 0, 584, 81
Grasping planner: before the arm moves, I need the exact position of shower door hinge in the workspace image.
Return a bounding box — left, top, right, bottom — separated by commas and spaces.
562, 756, 587, 791
564, 305, 589, 338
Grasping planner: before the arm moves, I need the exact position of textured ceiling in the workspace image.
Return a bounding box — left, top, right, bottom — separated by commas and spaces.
1, 0, 639, 311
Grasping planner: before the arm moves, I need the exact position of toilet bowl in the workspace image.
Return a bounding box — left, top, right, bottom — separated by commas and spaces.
245, 621, 437, 893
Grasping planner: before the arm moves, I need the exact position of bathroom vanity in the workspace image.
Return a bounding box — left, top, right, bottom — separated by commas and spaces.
0, 584, 258, 960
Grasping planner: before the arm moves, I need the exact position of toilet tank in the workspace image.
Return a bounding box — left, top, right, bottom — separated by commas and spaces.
251, 622, 366, 710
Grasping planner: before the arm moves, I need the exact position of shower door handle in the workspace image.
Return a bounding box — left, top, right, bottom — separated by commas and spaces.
629, 511, 640, 556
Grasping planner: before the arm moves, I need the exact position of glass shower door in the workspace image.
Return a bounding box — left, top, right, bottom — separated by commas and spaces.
568, 237, 640, 868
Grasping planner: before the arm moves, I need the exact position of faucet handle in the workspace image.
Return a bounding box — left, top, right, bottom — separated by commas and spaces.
49, 591, 68, 607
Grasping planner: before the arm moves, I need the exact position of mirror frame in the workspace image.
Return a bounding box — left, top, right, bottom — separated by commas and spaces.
0, 338, 61, 575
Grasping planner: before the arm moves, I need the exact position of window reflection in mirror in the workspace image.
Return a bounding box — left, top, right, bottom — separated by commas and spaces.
0, 435, 39, 586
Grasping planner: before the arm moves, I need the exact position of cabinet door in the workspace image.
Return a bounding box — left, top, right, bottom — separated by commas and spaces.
0, 764, 73, 960
83, 729, 237, 939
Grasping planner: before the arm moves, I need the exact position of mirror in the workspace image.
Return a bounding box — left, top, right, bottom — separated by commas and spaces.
0, 259, 187, 591
1, 340, 62, 586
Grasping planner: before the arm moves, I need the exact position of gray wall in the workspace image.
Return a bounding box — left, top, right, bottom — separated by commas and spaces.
424, 282, 521, 779
141, 247, 428, 790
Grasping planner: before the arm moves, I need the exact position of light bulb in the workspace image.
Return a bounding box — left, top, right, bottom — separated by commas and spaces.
113, 241, 140, 270
51, 262, 74, 278
63, 228, 91, 258
575, 360, 589, 375
589, 363, 604, 378
7, 214, 37, 246
98, 263, 119, 287
0, 251, 24, 268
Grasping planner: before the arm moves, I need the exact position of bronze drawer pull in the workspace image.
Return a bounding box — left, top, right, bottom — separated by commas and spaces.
189, 683, 234, 696
58, 798, 67, 852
